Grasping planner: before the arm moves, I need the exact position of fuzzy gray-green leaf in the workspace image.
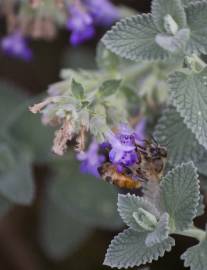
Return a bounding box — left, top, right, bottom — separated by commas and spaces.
196, 194, 205, 217
197, 151, 207, 176
145, 213, 170, 247
117, 193, 160, 232
154, 107, 205, 166
160, 162, 200, 231
104, 228, 175, 269
169, 69, 207, 149
151, 0, 187, 32
181, 232, 207, 270
186, 1, 207, 54
102, 14, 170, 61
155, 28, 190, 53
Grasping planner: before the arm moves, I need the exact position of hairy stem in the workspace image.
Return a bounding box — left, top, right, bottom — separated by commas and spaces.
177, 226, 206, 242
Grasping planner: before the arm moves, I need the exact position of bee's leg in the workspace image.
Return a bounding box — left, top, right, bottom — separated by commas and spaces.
135, 143, 147, 151
132, 174, 148, 183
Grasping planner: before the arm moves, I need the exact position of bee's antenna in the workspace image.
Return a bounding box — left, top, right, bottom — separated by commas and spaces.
164, 141, 170, 147
150, 135, 158, 145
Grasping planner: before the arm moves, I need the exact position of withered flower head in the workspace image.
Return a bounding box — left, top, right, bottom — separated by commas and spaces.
29, 98, 54, 114
75, 125, 86, 153
52, 118, 74, 156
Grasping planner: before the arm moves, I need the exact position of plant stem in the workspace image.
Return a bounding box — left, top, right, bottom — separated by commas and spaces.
176, 226, 206, 242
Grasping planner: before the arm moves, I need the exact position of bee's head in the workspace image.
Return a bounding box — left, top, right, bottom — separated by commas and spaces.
150, 145, 167, 158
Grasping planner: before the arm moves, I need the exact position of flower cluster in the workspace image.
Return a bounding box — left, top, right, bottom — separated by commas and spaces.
1, 32, 32, 61
77, 139, 105, 178
67, 0, 119, 45
0, 0, 120, 60
29, 67, 129, 157
106, 121, 145, 172
77, 120, 146, 178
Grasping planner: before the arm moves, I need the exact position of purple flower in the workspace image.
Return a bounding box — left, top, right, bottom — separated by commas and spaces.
105, 120, 146, 171
67, 4, 95, 46
85, 0, 119, 26
1, 32, 32, 61
134, 118, 146, 144
77, 140, 105, 178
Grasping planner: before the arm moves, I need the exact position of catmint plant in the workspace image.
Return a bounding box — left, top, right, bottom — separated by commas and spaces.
29, 0, 207, 269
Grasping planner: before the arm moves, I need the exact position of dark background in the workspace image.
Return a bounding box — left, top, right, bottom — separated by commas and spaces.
0, 1, 206, 270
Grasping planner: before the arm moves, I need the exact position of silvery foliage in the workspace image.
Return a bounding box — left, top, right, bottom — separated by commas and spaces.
102, 0, 207, 269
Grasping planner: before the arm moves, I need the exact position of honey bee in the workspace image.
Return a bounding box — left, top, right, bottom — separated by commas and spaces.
135, 138, 168, 182
98, 162, 142, 189
98, 137, 167, 190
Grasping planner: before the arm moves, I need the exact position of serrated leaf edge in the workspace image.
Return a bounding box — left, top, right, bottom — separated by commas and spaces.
103, 229, 175, 269
161, 161, 200, 231
168, 72, 207, 149
102, 13, 172, 62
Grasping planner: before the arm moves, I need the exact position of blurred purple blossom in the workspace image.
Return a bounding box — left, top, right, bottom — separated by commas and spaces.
67, 4, 95, 46
1, 32, 32, 61
77, 139, 105, 178
85, 0, 120, 26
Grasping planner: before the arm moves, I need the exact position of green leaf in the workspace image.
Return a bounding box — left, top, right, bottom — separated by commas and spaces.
181, 0, 194, 6
160, 162, 200, 231
154, 107, 205, 166
117, 194, 160, 232
142, 181, 161, 210
71, 79, 85, 100
96, 42, 120, 70
102, 14, 170, 61
104, 228, 175, 269
49, 158, 122, 229
40, 196, 92, 259
118, 195, 170, 247
99, 80, 121, 97
96, 42, 133, 71
10, 107, 54, 163
0, 138, 34, 205
0, 83, 53, 163
145, 213, 170, 247
155, 28, 190, 53
0, 81, 27, 130
181, 232, 207, 270
90, 114, 109, 142
196, 194, 205, 217
151, 0, 187, 32
197, 152, 207, 176
186, 1, 207, 54
169, 69, 207, 149
0, 195, 12, 217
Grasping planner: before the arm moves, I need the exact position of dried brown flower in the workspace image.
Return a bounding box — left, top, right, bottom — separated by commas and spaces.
29, 98, 53, 114
75, 125, 86, 152
52, 118, 74, 156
